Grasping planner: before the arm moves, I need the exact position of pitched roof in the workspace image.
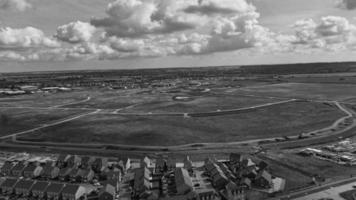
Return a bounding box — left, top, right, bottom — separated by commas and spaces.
46, 183, 64, 193
31, 181, 50, 192
12, 162, 26, 171
1, 161, 14, 171
134, 167, 151, 192
1, 178, 17, 188
174, 168, 193, 188
99, 184, 115, 196
14, 179, 34, 190
230, 153, 243, 162
57, 154, 68, 162
225, 181, 238, 191
62, 184, 79, 195
258, 170, 272, 183
42, 166, 54, 176
23, 164, 37, 173
155, 158, 166, 168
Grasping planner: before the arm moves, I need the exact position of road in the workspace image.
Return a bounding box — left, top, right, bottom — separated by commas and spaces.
49, 96, 91, 108
0, 109, 101, 140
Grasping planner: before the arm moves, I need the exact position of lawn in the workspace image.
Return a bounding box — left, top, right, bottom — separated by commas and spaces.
0, 108, 86, 136
237, 83, 356, 101
18, 101, 345, 146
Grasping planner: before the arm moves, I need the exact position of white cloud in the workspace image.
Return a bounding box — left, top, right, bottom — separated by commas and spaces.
0, 0, 32, 12
184, 0, 254, 15
0, 27, 60, 49
293, 16, 356, 49
56, 21, 96, 43
91, 0, 199, 37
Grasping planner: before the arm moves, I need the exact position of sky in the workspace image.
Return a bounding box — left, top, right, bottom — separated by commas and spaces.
0, 0, 356, 72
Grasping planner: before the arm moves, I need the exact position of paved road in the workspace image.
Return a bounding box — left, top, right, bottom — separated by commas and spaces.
50, 96, 91, 108
108, 99, 297, 117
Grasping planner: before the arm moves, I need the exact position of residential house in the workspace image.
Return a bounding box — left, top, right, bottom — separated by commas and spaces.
0, 178, 17, 194
77, 169, 95, 183
166, 159, 176, 171
80, 156, 95, 169
31, 181, 50, 199
14, 179, 35, 197
222, 181, 246, 200
57, 154, 70, 168
62, 184, 87, 200
134, 167, 152, 197
11, 162, 26, 177
1, 161, 14, 176
254, 170, 273, 189
196, 189, 217, 200
59, 167, 73, 181
92, 157, 108, 173
155, 158, 166, 173
183, 156, 193, 172
43, 165, 60, 180
23, 163, 40, 178
67, 155, 82, 168
46, 182, 65, 200
99, 184, 115, 200
175, 168, 193, 195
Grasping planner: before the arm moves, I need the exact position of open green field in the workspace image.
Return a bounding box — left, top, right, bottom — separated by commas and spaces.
18, 101, 344, 146
0, 108, 86, 136
0, 91, 88, 108
237, 83, 356, 101
263, 151, 356, 187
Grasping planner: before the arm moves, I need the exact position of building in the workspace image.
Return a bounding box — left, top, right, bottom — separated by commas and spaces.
175, 168, 193, 195
57, 154, 70, 168
23, 163, 36, 178
43, 165, 60, 179
222, 181, 246, 200
99, 184, 116, 200
67, 155, 82, 168
62, 184, 87, 200
255, 170, 272, 189
155, 158, 166, 173
0, 178, 17, 194
183, 156, 193, 172
134, 167, 152, 196
11, 162, 26, 177
81, 156, 95, 169
92, 157, 108, 173
76, 169, 95, 182
1, 161, 14, 176
59, 167, 73, 181
31, 181, 50, 199
46, 182, 65, 200
13, 179, 35, 196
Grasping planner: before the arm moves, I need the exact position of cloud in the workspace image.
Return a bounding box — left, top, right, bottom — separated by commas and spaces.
293, 16, 356, 49
0, 27, 60, 49
337, 0, 356, 9
0, 0, 32, 12
90, 0, 199, 37
184, 0, 254, 15
56, 21, 97, 43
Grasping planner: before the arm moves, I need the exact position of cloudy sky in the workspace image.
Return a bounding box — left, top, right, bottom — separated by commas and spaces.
0, 0, 356, 72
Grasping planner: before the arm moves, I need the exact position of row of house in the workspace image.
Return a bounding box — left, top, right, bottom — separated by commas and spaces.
0, 178, 116, 200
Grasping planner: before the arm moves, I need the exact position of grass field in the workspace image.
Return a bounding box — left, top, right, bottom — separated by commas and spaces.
18, 101, 345, 146
265, 151, 356, 184
0, 108, 86, 136
238, 83, 356, 101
